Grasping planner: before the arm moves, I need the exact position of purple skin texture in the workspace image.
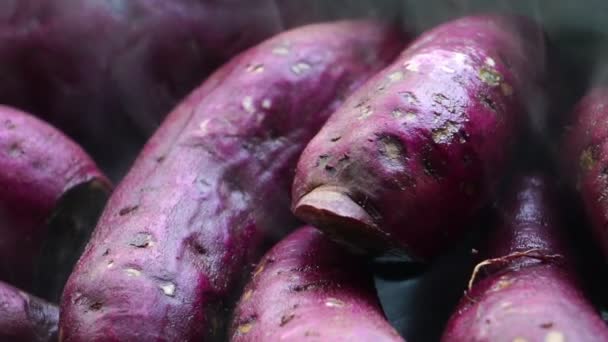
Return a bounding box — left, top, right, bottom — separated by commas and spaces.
0, 0, 282, 171
0, 281, 59, 342
562, 87, 608, 260
60, 21, 404, 341
292, 15, 547, 260
0, 105, 110, 290
442, 175, 608, 342
230, 226, 404, 342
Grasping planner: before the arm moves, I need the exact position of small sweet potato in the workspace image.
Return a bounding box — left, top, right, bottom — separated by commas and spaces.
0, 105, 110, 300
60, 21, 404, 341
562, 87, 608, 259
292, 15, 546, 260
0, 280, 59, 342
442, 175, 608, 342
230, 226, 404, 342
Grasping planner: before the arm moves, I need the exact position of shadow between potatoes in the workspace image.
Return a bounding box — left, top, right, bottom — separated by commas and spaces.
374, 219, 487, 342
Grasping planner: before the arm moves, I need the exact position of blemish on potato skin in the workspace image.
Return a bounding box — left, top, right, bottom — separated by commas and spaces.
124, 268, 142, 277
478, 67, 503, 86
243, 289, 253, 301
246, 64, 265, 73
7, 142, 23, 157
316, 154, 330, 168
242, 96, 255, 114
512, 337, 528, 342
378, 135, 405, 161
400, 91, 419, 104
118, 205, 139, 216
160, 282, 176, 297
279, 313, 295, 327
580, 147, 597, 171
325, 298, 344, 308
358, 105, 373, 120
237, 322, 253, 334
237, 315, 258, 334
128, 232, 154, 248
291, 62, 312, 75
3, 119, 15, 129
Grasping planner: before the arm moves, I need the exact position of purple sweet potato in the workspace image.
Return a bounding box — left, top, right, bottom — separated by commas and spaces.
0, 0, 283, 175
230, 226, 404, 342
60, 21, 404, 341
0, 280, 59, 342
292, 15, 546, 260
562, 87, 608, 259
0, 105, 111, 300
442, 175, 608, 342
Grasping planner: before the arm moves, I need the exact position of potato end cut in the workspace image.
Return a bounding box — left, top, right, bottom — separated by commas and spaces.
294, 186, 406, 257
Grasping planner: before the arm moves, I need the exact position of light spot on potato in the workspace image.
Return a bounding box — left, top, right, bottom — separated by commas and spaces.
242, 96, 255, 114
124, 268, 141, 277
545, 331, 565, 342
405, 61, 419, 72
580, 147, 597, 171
513, 338, 528, 342
238, 322, 254, 334
246, 64, 265, 73
243, 289, 253, 301
160, 282, 176, 297
485, 57, 496, 67
378, 136, 404, 160
432, 121, 459, 144
479, 67, 502, 86
441, 65, 455, 73
272, 46, 290, 56
262, 99, 272, 109
388, 71, 404, 82
491, 277, 513, 292
501, 83, 513, 96
291, 62, 311, 75
325, 298, 344, 308
253, 264, 265, 278
107, 260, 114, 268
391, 109, 404, 118
358, 105, 373, 120
199, 119, 210, 135
404, 112, 417, 123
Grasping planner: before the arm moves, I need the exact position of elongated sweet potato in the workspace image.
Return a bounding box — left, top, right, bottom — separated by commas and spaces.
60, 21, 404, 341
0, 105, 110, 300
562, 87, 608, 259
442, 175, 608, 342
0, 280, 59, 342
0, 0, 283, 176
292, 15, 546, 260
230, 226, 404, 342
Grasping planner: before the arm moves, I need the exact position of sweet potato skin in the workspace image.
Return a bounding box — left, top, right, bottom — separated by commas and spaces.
442, 175, 608, 342
0, 105, 110, 292
0, 280, 59, 342
0, 0, 282, 175
230, 226, 404, 342
562, 87, 608, 259
60, 21, 404, 341
292, 15, 546, 260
